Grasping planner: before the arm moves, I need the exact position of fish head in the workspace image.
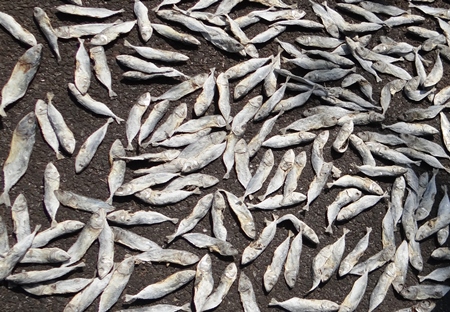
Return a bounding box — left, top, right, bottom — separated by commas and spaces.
16, 112, 36, 137
33, 7, 45, 19
117, 256, 135, 274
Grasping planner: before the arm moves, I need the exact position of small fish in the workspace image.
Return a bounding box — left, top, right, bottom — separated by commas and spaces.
11, 194, 30, 242
167, 194, 213, 243
326, 188, 362, 234
182, 233, 238, 256
296, 35, 343, 48
43, 163, 60, 226
203, 262, 237, 311
34, 7, 60, 62
125, 92, 151, 150
262, 131, 316, 149
238, 272, 260, 312
195, 68, 216, 117
63, 209, 106, 267
135, 187, 201, 206
32, 220, 84, 248
222, 190, 256, 239
0, 11, 36, 46
151, 23, 201, 46
392, 241, 409, 292
284, 230, 302, 288
56, 5, 125, 18
135, 248, 199, 266
90, 46, 117, 98
0, 44, 42, 116
134, 0, 152, 41
211, 191, 227, 241
55, 21, 120, 39
107, 140, 126, 205
431, 247, 450, 260
400, 284, 450, 301
224, 56, 271, 80
339, 270, 369, 312
339, 227, 372, 277
242, 215, 278, 265
90, 20, 136, 46
260, 150, 295, 201
138, 100, 171, 145
368, 262, 397, 312
243, 149, 274, 200
22, 278, 93, 296
35, 100, 62, 159
68, 83, 123, 123
6, 261, 85, 284
55, 190, 114, 213
416, 213, 450, 241
304, 162, 333, 211
234, 61, 273, 100
234, 139, 252, 188
124, 40, 188, 63
153, 73, 207, 102
269, 297, 339, 312
381, 122, 440, 136
19, 247, 70, 264
0, 112, 36, 207
194, 254, 214, 312
108, 209, 178, 226
74, 39, 91, 95
332, 120, 353, 153
75, 118, 112, 173
264, 231, 291, 292
47, 93, 76, 154
328, 175, 384, 195
349, 134, 376, 166
97, 220, 114, 279
248, 112, 281, 158
112, 227, 160, 251
164, 173, 219, 191
337, 193, 388, 221
99, 256, 135, 312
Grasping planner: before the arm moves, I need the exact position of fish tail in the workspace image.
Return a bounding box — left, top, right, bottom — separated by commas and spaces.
418, 275, 425, 283
166, 234, 175, 244
302, 204, 309, 211
56, 152, 65, 160
114, 116, 125, 124
192, 187, 201, 195
123, 39, 132, 48
105, 196, 113, 206
126, 143, 134, 151
180, 303, 192, 312
51, 219, 58, 228
257, 195, 265, 202
109, 89, 118, 99
0, 191, 11, 207
325, 225, 333, 234
171, 218, 179, 224
124, 295, 136, 304
268, 298, 279, 306
0, 107, 7, 117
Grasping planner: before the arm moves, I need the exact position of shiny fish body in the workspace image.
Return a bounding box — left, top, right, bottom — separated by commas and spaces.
11, 194, 30, 242
326, 188, 362, 234
262, 131, 316, 148
91, 20, 136, 46
124, 270, 195, 303
264, 232, 291, 292
33, 8, 60, 62
112, 226, 160, 251
211, 191, 227, 241
55, 21, 119, 39
382, 122, 439, 136
356, 164, 408, 177
63, 209, 106, 267
232, 95, 262, 136
90, 46, 117, 98
241, 215, 278, 265
107, 209, 178, 226
75, 118, 112, 173
97, 220, 114, 279
328, 175, 384, 195
31, 220, 84, 248
234, 139, 252, 188
284, 231, 302, 288
153, 128, 211, 148
0, 227, 38, 280
195, 68, 216, 117
47, 94, 76, 154
337, 193, 388, 221
260, 149, 295, 201
6, 261, 85, 284
151, 23, 201, 46
339, 270, 368, 312
164, 173, 218, 191
368, 262, 397, 312
166, 194, 213, 243
400, 284, 450, 301
138, 99, 171, 145
74, 39, 91, 95
283, 151, 307, 201
22, 278, 92, 296
35, 100, 62, 159
124, 40, 188, 63
0, 44, 42, 116
68, 83, 123, 123
55, 190, 114, 213
19, 247, 70, 264
126, 92, 151, 150
194, 254, 214, 312
135, 188, 200, 206
304, 162, 333, 211
0, 112, 36, 207
182, 233, 238, 256
269, 297, 339, 312
107, 140, 126, 205
153, 73, 206, 102
63, 270, 114, 312
247, 112, 280, 158
349, 134, 376, 166
203, 262, 237, 311
234, 62, 273, 100
56, 5, 124, 18
99, 256, 135, 312
0, 11, 36, 46
222, 190, 256, 239
135, 248, 199, 266
243, 149, 274, 200
134, 0, 152, 41
248, 193, 306, 210
238, 272, 260, 312
339, 227, 372, 276
146, 103, 187, 145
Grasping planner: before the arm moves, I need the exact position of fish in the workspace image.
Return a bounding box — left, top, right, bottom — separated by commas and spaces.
11, 194, 30, 242
90, 46, 118, 98
264, 231, 291, 292
182, 233, 238, 256
43, 163, 60, 227
166, 194, 213, 243
153, 73, 207, 102
400, 284, 450, 301
221, 190, 256, 239
135, 248, 199, 266
62, 209, 106, 267
0, 11, 36, 46
21, 278, 93, 296
55, 21, 120, 39
339, 227, 372, 277
339, 270, 369, 312
326, 189, 362, 234
203, 262, 237, 310
68, 83, 124, 123
238, 272, 260, 312
243, 149, 274, 200
19, 247, 70, 264
134, 0, 152, 41
74, 39, 91, 95
0, 112, 36, 207
336, 193, 388, 221
125, 92, 151, 150
56, 5, 125, 18
33, 7, 60, 62
124, 40, 188, 62
75, 118, 112, 173
107, 140, 126, 205
35, 99, 62, 159
54, 190, 114, 213
31, 220, 84, 248
368, 262, 397, 312
90, 20, 136, 46
241, 215, 278, 265
112, 227, 160, 251
151, 23, 201, 46
193, 254, 214, 312
99, 256, 135, 312
107, 209, 178, 226
195, 68, 216, 117
260, 150, 295, 201
0, 44, 42, 116
269, 297, 339, 312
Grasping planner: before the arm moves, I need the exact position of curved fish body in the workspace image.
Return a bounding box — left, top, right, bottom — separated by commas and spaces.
0, 44, 42, 116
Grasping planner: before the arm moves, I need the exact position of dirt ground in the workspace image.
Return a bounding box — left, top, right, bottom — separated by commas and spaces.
0, 0, 449, 311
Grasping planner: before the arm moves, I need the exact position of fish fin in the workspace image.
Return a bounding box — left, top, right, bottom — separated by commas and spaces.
0, 191, 11, 207
109, 89, 118, 99
124, 295, 136, 304
180, 303, 192, 312
192, 187, 201, 195
268, 298, 279, 306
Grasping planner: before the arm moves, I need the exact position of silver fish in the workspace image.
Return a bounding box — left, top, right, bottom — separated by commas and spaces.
0, 112, 36, 207
0, 44, 42, 116
34, 7, 60, 62
0, 11, 36, 46
124, 40, 188, 63
153, 73, 207, 102
243, 149, 274, 200
235, 139, 252, 188
99, 256, 135, 312
90, 20, 136, 46
368, 262, 397, 312
47, 93, 76, 154
112, 227, 160, 251
339, 227, 372, 276
182, 233, 238, 256
107, 140, 126, 205
203, 262, 237, 311
222, 190, 256, 239
194, 254, 214, 312
55, 190, 114, 213
21, 278, 92, 296
19, 247, 70, 264
195, 68, 216, 117
138, 100, 171, 145
326, 188, 362, 234
74, 39, 91, 95
135, 248, 199, 266
238, 272, 260, 312
269, 297, 339, 312
134, 0, 152, 41
11, 194, 30, 242
90, 46, 117, 98
241, 215, 278, 265
151, 23, 201, 46
56, 5, 125, 18
75, 118, 112, 173
264, 231, 291, 292
6, 261, 85, 284
107, 209, 178, 226
55, 21, 120, 39
31, 220, 84, 248
126, 92, 151, 150
35, 99, 62, 159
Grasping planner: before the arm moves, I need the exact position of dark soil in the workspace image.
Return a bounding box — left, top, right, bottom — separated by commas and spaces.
0, 0, 449, 311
